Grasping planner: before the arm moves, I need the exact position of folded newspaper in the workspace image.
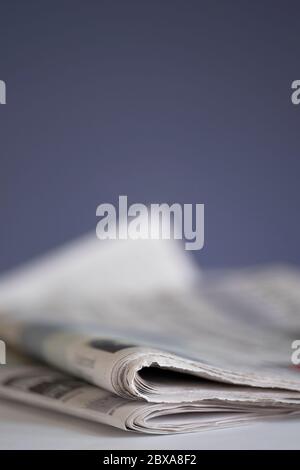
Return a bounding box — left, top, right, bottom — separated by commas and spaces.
0, 235, 300, 434
2, 350, 295, 435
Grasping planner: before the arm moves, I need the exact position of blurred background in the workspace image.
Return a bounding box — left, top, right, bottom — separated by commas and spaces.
0, 0, 299, 272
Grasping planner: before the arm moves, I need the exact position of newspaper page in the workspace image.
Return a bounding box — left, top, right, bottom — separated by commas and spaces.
0, 286, 300, 403
0, 352, 297, 435
0, 235, 300, 405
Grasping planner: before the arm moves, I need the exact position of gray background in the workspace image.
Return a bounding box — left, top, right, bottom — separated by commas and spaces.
0, 0, 299, 272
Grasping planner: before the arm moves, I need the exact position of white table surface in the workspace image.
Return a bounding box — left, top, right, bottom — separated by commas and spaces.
0, 398, 299, 449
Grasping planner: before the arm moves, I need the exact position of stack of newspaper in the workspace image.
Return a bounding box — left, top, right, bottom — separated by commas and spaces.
0, 235, 300, 434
